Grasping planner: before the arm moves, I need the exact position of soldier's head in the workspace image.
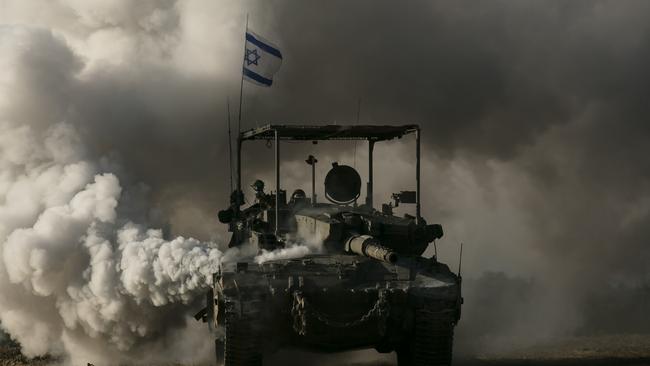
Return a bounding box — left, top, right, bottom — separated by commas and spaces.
251, 179, 265, 193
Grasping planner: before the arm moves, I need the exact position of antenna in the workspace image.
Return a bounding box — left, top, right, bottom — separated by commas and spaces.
227, 97, 233, 192
457, 242, 463, 277
306, 155, 318, 205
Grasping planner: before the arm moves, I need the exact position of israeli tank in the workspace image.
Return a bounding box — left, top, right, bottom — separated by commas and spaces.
201, 124, 462, 366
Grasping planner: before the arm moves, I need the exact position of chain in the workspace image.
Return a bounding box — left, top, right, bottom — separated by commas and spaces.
291, 290, 389, 334
292, 291, 307, 335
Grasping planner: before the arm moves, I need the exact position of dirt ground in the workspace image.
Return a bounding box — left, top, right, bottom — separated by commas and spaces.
1, 334, 650, 366
267, 334, 650, 366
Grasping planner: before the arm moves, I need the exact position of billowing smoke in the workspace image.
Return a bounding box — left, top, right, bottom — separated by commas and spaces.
0, 19, 233, 364
0, 109, 227, 365
2, 0, 650, 363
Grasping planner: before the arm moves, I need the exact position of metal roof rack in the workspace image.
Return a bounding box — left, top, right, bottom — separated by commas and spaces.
240, 124, 419, 141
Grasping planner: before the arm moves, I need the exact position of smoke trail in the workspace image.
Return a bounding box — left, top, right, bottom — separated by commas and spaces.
255, 245, 313, 264
254, 239, 324, 264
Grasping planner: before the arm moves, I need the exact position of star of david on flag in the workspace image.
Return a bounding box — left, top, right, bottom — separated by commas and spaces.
243, 30, 283, 87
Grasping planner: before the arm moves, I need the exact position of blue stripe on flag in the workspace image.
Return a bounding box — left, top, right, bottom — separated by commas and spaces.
246, 32, 283, 59
243, 67, 273, 86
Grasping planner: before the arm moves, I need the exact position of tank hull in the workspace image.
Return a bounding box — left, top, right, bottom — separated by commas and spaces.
210, 254, 461, 356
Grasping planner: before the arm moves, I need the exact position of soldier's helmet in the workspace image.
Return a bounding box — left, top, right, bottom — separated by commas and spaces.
290, 189, 306, 202
251, 179, 265, 192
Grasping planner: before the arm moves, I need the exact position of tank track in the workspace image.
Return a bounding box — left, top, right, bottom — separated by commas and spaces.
221, 316, 263, 366
397, 309, 454, 366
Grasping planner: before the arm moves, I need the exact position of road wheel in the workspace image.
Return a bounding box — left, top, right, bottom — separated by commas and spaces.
221, 316, 262, 366
396, 310, 454, 366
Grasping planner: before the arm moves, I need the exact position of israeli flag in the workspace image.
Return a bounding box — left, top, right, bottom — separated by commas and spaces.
243, 30, 283, 87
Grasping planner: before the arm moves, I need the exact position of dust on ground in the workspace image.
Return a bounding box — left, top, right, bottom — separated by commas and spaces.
1, 334, 650, 366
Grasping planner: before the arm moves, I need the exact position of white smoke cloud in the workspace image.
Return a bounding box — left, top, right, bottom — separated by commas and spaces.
0, 19, 237, 364
0, 118, 228, 363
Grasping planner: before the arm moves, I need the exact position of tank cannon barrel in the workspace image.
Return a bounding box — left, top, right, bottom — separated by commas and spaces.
345, 235, 398, 264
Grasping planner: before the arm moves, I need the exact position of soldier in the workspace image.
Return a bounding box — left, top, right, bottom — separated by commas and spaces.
251, 179, 271, 208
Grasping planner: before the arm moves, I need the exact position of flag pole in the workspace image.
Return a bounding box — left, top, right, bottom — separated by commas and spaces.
353, 97, 361, 169
227, 97, 233, 193
237, 13, 249, 134
235, 13, 248, 205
